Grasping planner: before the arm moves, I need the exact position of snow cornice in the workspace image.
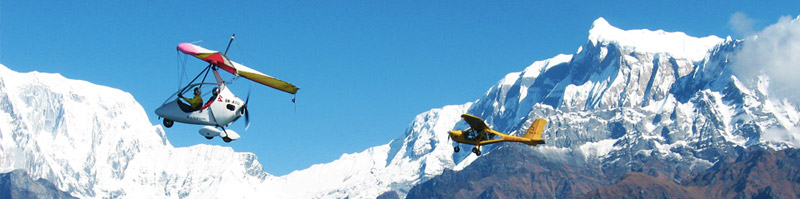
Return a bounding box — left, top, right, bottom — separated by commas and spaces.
588, 17, 725, 61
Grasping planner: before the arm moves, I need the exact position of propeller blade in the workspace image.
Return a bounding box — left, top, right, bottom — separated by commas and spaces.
245, 85, 251, 104
244, 107, 250, 130
244, 86, 251, 130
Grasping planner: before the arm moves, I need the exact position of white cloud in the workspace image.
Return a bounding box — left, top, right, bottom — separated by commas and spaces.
728, 12, 756, 37
731, 15, 800, 105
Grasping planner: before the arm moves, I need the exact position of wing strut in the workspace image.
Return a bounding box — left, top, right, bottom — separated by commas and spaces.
178, 64, 212, 95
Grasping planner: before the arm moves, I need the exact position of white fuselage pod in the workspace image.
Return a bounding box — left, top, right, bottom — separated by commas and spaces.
155, 85, 245, 127
198, 126, 240, 140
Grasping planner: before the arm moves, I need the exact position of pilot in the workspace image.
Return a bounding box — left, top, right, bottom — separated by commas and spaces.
466, 128, 479, 141
180, 87, 204, 111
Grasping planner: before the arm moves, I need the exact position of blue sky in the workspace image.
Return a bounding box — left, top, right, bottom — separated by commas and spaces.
1, 1, 797, 176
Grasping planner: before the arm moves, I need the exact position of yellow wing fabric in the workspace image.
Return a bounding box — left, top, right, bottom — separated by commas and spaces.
232, 61, 299, 94
461, 114, 489, 131
178, 42, 299, 94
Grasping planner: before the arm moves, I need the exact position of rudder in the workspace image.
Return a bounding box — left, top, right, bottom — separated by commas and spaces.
523, 119, 546, 142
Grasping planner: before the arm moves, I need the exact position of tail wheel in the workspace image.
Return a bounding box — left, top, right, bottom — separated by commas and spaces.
454, 146, 460, 152
472, 147, 481, 156
222, 137, 232, 143
163, 119, 174, 128
205, 136, 214, 140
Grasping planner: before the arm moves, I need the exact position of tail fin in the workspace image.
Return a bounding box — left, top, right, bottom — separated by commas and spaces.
523, 119, 547, 145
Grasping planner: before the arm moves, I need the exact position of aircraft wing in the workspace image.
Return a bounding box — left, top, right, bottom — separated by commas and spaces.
177, 43, 299, 94
461, 114, 490, 132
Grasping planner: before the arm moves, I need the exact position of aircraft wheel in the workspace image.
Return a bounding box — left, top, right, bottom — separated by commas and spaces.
205, 136, 214, 140
222, 137, 232, 143
163, 119, 174, 128
472, 147, 481, 156
454, 146, 460, 152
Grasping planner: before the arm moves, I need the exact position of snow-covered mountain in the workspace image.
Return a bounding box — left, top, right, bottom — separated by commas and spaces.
408, 17, 800, 198
475, 17, 799, 154
0, 52, 475, 198
0, 64, 281, 198
1, 16, 799, 199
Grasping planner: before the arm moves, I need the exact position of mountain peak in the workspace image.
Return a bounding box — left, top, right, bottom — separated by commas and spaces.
587, 17, 624, 44
587, 17, 724, 61
589, 17, 616, 34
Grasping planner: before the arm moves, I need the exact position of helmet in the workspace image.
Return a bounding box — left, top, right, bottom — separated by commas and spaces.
194, 87, 202, 95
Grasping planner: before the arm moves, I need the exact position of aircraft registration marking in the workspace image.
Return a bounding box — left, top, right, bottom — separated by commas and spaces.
187, 115, 208, 121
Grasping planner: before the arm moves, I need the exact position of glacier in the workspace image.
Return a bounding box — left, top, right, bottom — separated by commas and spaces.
1, 16, 799, 199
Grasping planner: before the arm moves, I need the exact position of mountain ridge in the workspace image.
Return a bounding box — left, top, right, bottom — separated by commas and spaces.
577, 147, 800, 199
587, 17, 724, 62
0, 169, 77, 199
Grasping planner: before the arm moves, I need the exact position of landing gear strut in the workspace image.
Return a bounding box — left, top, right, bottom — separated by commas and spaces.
220, 126, 232, 143
472, 147, 481, 156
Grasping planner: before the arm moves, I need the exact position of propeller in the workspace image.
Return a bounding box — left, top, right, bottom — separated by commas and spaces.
243, 86, 251, 130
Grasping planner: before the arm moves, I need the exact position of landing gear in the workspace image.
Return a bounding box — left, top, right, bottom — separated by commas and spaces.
205, 136, 214, 140
454, 146, 460, 152
222, 137, 232, 143
163, 119, 174, 128
472, 147, 481, 156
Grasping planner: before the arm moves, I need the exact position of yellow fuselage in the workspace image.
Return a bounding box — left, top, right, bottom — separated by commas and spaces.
448, 129, 543, 147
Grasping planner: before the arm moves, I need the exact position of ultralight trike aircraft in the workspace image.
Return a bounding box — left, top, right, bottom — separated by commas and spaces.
449, 114, 547, 156
155, 35, 299, 142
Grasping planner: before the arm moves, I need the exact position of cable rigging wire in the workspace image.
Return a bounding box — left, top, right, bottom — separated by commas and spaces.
176, 51, 189, 90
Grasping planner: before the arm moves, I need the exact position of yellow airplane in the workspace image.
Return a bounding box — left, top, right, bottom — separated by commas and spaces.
449, 114, 547, 156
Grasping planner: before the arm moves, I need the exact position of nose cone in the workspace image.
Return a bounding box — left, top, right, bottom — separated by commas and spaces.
154, 104, 168, 117
448, 130, 463, 139
154, 100, 182, 120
